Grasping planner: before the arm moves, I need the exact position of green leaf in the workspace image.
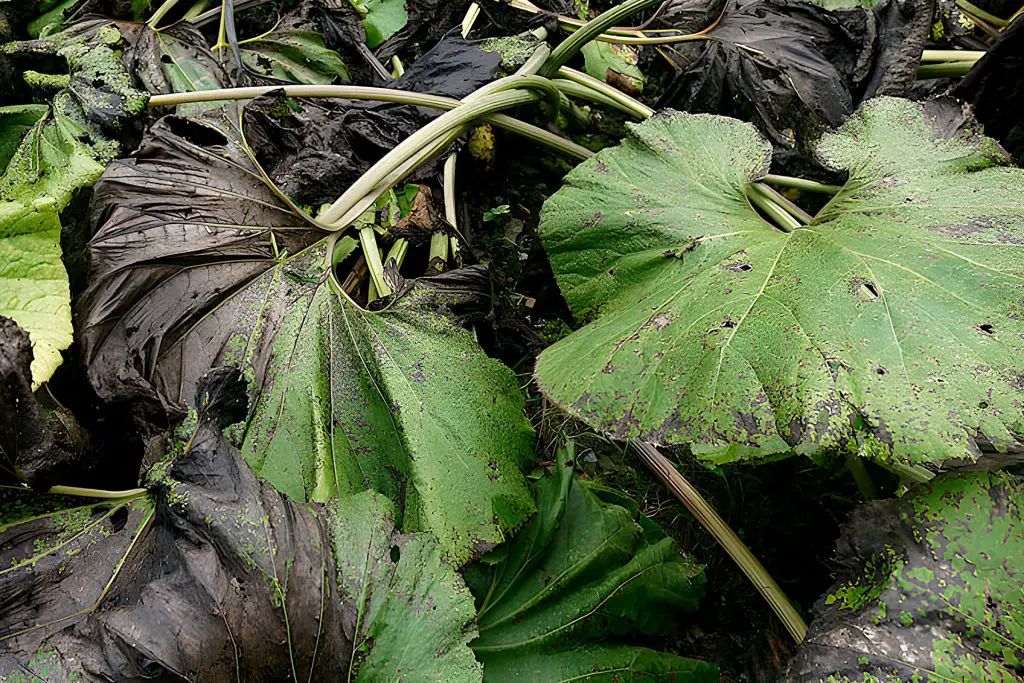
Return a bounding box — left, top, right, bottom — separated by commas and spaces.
581, 41, 645, 93
330, 491, 482, 681
26, 0, 80, 37
359, 0, 408, 49
0, 105, 47, 171
466, 446, 715, 682
79, 115, 535, 566
241, 24, 349, 84
0, 24, 146, 385
536, 98, 1024, 466
788, 471, 1024, 681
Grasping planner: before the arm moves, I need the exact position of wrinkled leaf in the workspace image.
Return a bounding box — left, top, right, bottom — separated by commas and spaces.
241, 20, 349, 84
536, 98, 1024, 466
660, 0, 872, 163
659, 0, 928, 168
788, 471, 1024, 681
331, 491, 482, 681
79, 115, 535, 565
244, 37, 501, 206
466, 446, 714, 682
0, 23, 146, 384
0, 487, 156, 671
1, 369, 350, 682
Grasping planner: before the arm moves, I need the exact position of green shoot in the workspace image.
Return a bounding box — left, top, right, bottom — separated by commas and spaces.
147, 0, 181, 29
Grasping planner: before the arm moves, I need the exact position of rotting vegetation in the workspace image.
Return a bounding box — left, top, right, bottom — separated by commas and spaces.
1, 0, 1023, 681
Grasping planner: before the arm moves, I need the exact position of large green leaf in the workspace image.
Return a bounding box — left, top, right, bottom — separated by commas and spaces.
79, 115, 535, 565
0, 23, 145, 385
331, 491, 482, 681
537, 97, 1024, 466
466, 445, 716, 682
788, 471, 1024, 681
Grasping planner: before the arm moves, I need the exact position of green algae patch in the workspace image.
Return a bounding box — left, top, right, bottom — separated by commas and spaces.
789, 471, 1024, 681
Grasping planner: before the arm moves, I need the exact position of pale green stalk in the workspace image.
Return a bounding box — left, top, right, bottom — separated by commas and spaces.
147, 0, 181, 28
630, 441, 808, 644
752, 182, 813, 225
541, 0, 669, 76
147, 86, 591, 162
917, 61, 976, 79
920, 49, 986, 62
747, 183, 802, 232
557, 66, 654, 118
48, 485, 149, 500
761, 174, 841, 194
360, 228, 391, 301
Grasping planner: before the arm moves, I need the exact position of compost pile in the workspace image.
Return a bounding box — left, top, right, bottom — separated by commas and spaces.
1, 0, 1023, 681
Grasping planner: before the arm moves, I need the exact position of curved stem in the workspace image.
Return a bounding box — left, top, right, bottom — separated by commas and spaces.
47, 485, 149, 500
556, 67, 654, 118
319, 88, 542, 228
629, 441, 807, 644
541, 0, 666, 77
147, 86, 591, 161
761, 174, 841, 195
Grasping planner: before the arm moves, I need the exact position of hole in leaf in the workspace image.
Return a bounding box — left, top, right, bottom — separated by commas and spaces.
161, 55, 174, 64
108, 505, 129, 532
722, 319, 736, 329
979, 401, 989, 409
390, 546, 401, 563
851, 277, 880, 301
876, 367, 887, 376
977, 323, 996, 335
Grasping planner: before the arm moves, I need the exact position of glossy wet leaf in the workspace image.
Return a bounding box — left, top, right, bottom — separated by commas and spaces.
241, 22, 349, 84
330, 491, 482, 681
537, 98, 1024, 466
0, 23, 145, 384
466, 447, 714, 682
79, 115, 535, 565
788, 471, 1024, 681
